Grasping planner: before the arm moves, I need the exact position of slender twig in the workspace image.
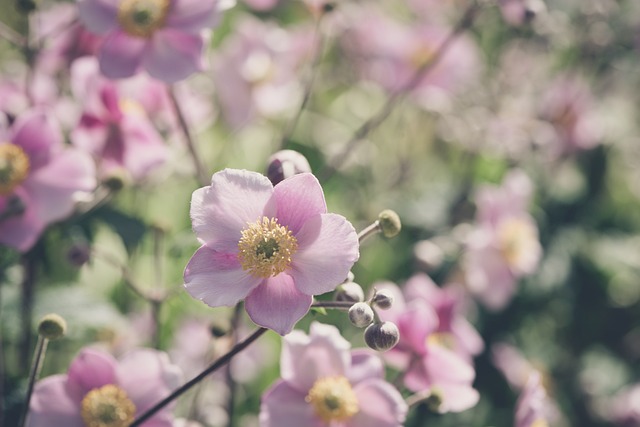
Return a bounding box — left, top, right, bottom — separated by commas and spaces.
224, 303, 243, 427
0, 279, 5, 427
18, 335, 48, 427
168, 85, 209, 186
129, 327, 268, 427
357, 221, 381, 243
0, 20, 26, 46
406, 390, 431, 408
311, 300, 354, 310
279, 15, 327, 149
319, 1, 481, 182
19, 255, 36, 373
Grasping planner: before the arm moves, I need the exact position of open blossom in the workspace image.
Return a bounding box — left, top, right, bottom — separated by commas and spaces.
0, 111, 96, 251
77, 0, 228, 82
184, 169, 359, 335
70, 58, 168, 182
464, 169, 542, 310
27, 348, 182, 427
377, 280, 479, 413
515, 371, 554, 427
260, 322, 407, 427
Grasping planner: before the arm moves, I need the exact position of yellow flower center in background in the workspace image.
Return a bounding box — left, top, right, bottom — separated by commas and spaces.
409, 44, 436, 69
117, 0, 170, 38
531, 419, 549, 427
306, 376, 359, 422
426, 332, 456, 350
80, 384, 136, 427
497, 217, 539, 271
238, 217, 298, 278
0, 144, 30, 196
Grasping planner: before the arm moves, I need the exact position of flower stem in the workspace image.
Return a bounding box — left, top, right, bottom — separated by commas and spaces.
129, 327, 268, 427
18, 335, 48, 427
357, 221, 381, 243
318, 0, 481, 182
224, 303, 244, 427
168, 85, 209, 186
312, 300, 355, 310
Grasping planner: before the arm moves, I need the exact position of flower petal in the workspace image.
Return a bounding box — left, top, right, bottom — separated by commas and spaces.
143, 29, 204, 83
437, 383, 480, 413
0, 188, 45, 252
351, 379, 408, 427
184, 245, 261, 307
289, 213, 359, 296
244, 273, 312, 335
10, 111, 62, 170
99, 31, 146, 79
118, 115, 169, 181
348, 350, 385, 385
280, 322, 350, 392
116, 349, 183, 420
165, 0, 220, 32
259, 380, 321, 427
27, 375, 84, 427
67, 348, 118, 399
396, 301, 438, 357
77, 0, 119, 35
190, 169, 273, 251
271, 173, 326, 235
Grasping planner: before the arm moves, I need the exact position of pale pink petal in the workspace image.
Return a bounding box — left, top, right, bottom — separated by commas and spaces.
396, 301, 438, 356
67, 348, 118, 399
259, 380, 322, 427
143, 29, 204, 83
374, 282, 406, 322
10, 111, 62, 170
27, 375, 83, 427
118, 115, 168, 180
77, 0, 119, 35
71, 113, 109, 155
271, 173, 326, 234
350, 379, 408, 427
348, 350, 384, 385
437, 383, 480, 413
281, 322, 350, 392
426, 345, 475, 385
289, 213, 359, 295
99, 31, 146, 79
245, 273, 312, 335
190, 169, 273, 251
0, 188, 44, 252
452, 318, 484, 357
184, 245, 262, 307
116, 349, 183, 420
165, 0, 219, 31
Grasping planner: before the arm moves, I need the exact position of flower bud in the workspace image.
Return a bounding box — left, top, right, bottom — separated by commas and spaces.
378, 210, 401, 238
364, 321, 399, 352
67, 242, 91, 267
266, 150, 312, 186
102, 170, 129, 192
335, 282, 365, 303
345, 271, 355, 283
372, 289, 394, 310
348, 302, 374, 328
425, 387, 444, 412
37, 313, 67, 341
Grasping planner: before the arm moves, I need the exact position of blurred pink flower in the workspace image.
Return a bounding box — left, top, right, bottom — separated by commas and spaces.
343, 7, 479, 110
377, 281, 480, 413
600, 384, 640, 426
0, 111, 96, 251
213, 17, 313, 129
70, 58, 169, 182
27, 347, 182, 427
515, 371, 553, 427
498, 0, 546, 26
464, 169, 542, 310
260, 322, 407, 427
183, 169, 359, 335
77, 0, 227, 82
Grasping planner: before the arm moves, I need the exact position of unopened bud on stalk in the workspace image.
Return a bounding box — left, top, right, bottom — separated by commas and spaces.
364, 321, 399, 351
37, 313, 67, 341
425, 388, 444, 412
102, 170, 128, 192
335, 282, 365, 303
348, 302, 374, 328
378, 210, 401, 238
372, 289, 394, 310
266, 150, 312, 185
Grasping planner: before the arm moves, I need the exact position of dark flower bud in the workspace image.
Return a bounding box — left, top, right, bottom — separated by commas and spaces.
37, 313, 67, 341
348, 302, 374, 328
364, 321, 399, 352
335, 282, 365, 303
372, 289, 394, 310
266, 150, 312, 185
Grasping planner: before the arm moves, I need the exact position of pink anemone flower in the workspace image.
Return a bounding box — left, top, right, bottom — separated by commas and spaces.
183, 169, 359, 335
0, 111, 96, 252
260, 322, 407, 427
77, 0, 227, 82
27, 348, 182, 427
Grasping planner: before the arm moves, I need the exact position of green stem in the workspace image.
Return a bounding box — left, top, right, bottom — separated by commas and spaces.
18, 335, 48, 427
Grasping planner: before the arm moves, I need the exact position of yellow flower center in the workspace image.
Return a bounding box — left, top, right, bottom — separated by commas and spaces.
80, 384, 136, 427
426, 332, 455, 350
0, 144, 30, 196
237, 217, 298, 278
117, 0, 171, 38
496, 217, 539, 271
409, 44, 435, 69
531, 419, 549, 427
305, 376, 359, 422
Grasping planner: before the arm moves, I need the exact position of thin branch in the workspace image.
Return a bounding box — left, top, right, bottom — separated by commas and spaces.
18, 336, 48, 427
358, 221, 381, 243
224, 303, 244, 427
129, 327, 268, 427
312, 300, 355, 310
0, 21, 25, 46
319, 1, 481, 182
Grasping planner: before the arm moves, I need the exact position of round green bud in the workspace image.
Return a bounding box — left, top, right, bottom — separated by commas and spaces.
378, 210, 401, 238
425, 387, 444, 412
364, 321, 400, 352
37, 313, 67, 340
102, 170, 129, 192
